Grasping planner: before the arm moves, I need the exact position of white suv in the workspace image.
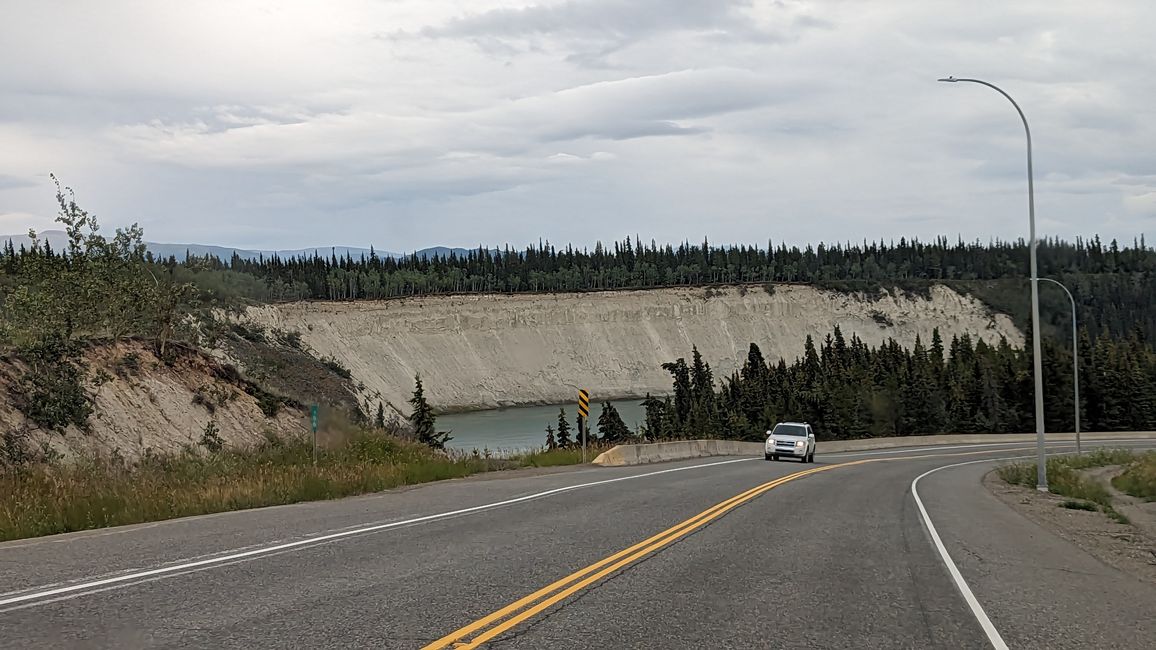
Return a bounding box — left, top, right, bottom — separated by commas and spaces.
765, 422, 816, 463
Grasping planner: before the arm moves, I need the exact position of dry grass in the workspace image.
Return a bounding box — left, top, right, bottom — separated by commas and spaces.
998, 448, 1139, 523
1113, 452, 1156, 501
517, 443, 615, 467
0, 431, 596, 542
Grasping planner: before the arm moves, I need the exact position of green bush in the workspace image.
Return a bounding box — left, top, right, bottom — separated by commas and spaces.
1112, 452, 1156, 500
273, 328, 304, 351
1104, 507, 1131, 525
1059, 499, 1097, 511
198, 422, 224, 453
14, 358, 93, 431
230, 322, 267, 343
1000, 449, 1138, 509
321, 356, 352, 380
113, 352, 141, 378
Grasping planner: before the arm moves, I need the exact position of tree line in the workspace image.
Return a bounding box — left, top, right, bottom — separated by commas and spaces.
0, 180, 194, 432
142, 233, 1156, 301
6, 223, 1156, 341
548, 327, 1156, 447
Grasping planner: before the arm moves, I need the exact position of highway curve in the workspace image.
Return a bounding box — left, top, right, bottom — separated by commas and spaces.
1, 440, 1154, 649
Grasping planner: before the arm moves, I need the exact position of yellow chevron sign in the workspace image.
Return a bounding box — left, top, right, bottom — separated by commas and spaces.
577, 389, 590, 418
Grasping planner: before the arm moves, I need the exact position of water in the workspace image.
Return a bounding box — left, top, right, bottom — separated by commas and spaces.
439, 398, 651, 452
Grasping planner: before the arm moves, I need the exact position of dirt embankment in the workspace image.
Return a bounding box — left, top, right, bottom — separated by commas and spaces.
1, 342, 310, 462
243, 284, 1022, 414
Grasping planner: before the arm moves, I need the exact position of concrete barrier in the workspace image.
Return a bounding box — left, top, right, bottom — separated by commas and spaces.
591, 431, 1156, 467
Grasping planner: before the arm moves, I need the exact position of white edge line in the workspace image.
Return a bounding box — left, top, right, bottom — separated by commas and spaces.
0, 457, 754, 608
826, 437, 1155, 459
911, 455, 1027, 650
6, 438, 1150, 609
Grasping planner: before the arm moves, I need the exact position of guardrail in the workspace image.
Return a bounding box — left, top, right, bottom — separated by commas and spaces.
591, 431, 1156, 467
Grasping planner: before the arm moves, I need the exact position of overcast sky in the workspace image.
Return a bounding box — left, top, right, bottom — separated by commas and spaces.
2, 1, 1153, 251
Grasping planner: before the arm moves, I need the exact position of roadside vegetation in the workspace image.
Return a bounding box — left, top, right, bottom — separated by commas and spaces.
1113, 453, 1156, 500
0, 365, 590, 542
998, 449, 1149, 524
1, 178, 197, 434
0, 426, 593, 542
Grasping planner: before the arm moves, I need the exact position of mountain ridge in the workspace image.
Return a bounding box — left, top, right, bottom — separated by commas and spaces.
0, 230, 475, 261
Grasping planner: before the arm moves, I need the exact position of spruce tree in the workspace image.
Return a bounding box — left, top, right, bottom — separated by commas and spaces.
662, 358, 692, 427
641, 393, 668, 441
555, 408, 573, 447
374, 402, 385, 429
409, 375, 450, 449
545, 424, 557, 450
597, 402, 631, 443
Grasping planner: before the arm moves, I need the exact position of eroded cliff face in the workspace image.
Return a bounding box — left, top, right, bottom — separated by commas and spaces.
243, 284, 1022, 413
1, 342, 309, 461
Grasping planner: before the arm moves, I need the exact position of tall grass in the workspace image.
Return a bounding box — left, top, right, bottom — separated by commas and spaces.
517, 443, 615, 467
1113, 452, 1156, 501
0, 432, 594, 542
997, 449, 1138, 520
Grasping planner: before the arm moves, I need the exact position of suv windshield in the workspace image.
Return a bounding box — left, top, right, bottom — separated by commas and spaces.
772, 424, 808, 437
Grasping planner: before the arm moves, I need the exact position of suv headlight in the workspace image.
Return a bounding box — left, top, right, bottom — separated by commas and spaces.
795, 440, 805, 447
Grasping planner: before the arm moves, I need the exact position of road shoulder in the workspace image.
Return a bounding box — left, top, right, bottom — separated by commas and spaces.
920, 459, 1155, 649
983, 468, 1156, 585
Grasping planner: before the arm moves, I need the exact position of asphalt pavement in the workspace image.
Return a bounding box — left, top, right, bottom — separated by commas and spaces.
1, 439, 1153, 649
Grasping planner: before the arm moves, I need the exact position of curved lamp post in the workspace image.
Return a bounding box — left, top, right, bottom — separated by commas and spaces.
1038, 277, 1080, 455
939, 76, 1048, 491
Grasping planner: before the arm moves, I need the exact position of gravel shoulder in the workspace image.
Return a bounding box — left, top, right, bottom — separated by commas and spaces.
983, 469, 1156, 584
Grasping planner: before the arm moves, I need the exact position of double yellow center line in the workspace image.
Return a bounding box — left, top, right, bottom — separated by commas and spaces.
422, 458, 872, 649
424, 445, 1046, 648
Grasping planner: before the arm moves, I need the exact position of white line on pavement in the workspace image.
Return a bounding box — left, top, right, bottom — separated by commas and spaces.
911, 455, 1028, 650
6, 438, 1151, 611
0, 457, 756, 609
826, 437, 1153, 459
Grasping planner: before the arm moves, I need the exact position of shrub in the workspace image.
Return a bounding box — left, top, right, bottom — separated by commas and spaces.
191, 383, 236, 414
1059, 499, 1096, 511
869, 310, 894, 327
1104, 507, 1131, 525
230, 322, 267, 343
321, 356, 352, 380
1112, 452, 1156, 500
1000, 449, 1140, 510
15, 357, 93, 431
114, 352, 141, 378
273, 328, 304, 351
198, 422, 224, 453
256, 393, 282, 417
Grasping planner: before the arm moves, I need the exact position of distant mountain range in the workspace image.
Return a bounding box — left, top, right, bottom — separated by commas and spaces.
1, 230, 476, 261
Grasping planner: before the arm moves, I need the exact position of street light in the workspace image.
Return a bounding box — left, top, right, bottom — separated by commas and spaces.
939, 76, 1048, 491
1038, 277, 1081, 455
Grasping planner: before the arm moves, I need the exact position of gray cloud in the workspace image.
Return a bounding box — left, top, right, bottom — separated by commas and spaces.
419, 0, 754, 42
411, 0, 798, 68
0, 1, 1153, 251
0, 174, 36, 191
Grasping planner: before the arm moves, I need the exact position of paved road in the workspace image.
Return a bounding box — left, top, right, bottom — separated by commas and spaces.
2, 439, 1154, 648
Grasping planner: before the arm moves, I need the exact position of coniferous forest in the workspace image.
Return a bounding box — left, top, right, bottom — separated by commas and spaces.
622, 327, 1156, 444
5, 217, 1156, 444
5, 234, 1148, 341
